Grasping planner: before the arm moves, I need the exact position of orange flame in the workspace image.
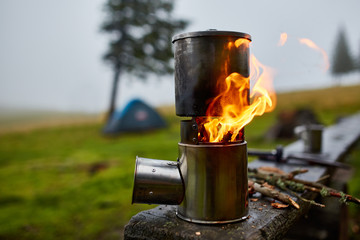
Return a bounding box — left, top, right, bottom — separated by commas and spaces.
278, 33, 288, 46
200, 40, 276, 143
298, 38, 329, 71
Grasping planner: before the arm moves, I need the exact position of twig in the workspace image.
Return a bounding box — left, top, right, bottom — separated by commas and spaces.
248, 168, 309, 184
271, 178, 324, 207
288, 169, 309, 179
305, 186, 360, 205
286, 188, 325, 208
316, 174, 330, 183
248, 180, 300, 209
290, 178, 325, 189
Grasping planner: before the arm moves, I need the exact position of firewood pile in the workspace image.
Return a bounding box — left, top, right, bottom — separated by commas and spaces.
248, 166, 360, 209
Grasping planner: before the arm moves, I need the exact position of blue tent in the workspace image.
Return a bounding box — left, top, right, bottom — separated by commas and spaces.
103, 99, 167, 134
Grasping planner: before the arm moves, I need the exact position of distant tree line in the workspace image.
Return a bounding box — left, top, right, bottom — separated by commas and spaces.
331, 26, 360, 78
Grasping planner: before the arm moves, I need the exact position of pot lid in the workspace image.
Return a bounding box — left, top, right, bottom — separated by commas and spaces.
172, 29, 251, 43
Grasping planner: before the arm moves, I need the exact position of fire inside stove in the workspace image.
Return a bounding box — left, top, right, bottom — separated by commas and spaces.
196, 54, 276, 143
132, 30, 276, 224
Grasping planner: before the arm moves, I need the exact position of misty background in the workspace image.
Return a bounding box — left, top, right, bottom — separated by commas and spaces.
1, 0, 360, 114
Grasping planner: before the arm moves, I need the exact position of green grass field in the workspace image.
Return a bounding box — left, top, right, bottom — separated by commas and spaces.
1, 84, 360, 239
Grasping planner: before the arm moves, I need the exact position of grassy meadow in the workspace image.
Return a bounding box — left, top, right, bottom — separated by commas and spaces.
1, 84, 360, 239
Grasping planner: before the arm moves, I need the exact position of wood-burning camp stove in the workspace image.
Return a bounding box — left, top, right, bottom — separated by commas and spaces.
132, 30, 252, 224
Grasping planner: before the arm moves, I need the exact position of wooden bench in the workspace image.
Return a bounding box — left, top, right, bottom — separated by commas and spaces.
124, 112, 360, 240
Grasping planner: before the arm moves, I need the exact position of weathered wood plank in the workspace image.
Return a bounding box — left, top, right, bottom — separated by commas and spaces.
124, 112, 360, 240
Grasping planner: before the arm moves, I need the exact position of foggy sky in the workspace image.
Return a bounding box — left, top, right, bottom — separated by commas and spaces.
0, 0, 359, 113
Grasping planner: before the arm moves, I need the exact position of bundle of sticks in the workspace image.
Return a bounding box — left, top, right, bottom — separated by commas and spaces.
248, 166, 360, 209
